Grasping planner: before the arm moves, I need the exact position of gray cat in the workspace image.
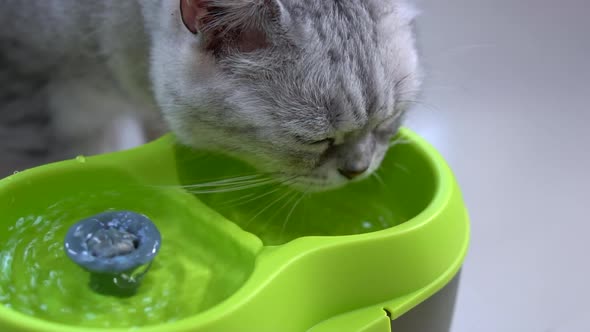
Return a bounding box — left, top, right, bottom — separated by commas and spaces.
0, 0, 421, 191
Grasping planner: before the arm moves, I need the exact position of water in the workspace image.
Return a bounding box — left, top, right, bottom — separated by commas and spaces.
0, 187, 255, 328
198, 183, 406, 245
0, 215, 189, 327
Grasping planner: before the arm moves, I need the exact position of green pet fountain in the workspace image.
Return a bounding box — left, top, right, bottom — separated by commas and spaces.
0, 128, 469, 332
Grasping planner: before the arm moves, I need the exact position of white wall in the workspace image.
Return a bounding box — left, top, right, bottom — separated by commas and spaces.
408, 1, 590, 331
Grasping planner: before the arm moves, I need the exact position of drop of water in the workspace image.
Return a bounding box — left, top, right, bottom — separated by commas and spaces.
12, 171, 19, 175
75, 155, 87, 163
362, 221, 374, 229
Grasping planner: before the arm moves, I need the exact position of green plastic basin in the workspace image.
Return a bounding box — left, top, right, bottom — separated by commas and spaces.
0, 128, 469, 331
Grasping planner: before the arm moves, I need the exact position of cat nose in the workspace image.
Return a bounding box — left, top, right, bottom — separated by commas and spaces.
338, 165, 369, 180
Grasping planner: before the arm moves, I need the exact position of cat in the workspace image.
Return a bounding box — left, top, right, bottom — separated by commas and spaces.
0, 0, 421, 191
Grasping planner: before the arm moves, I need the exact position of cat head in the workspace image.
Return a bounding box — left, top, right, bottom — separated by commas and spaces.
150, 0, 421, 191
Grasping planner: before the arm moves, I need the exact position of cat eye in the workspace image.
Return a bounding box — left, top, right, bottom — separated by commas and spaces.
294, 134, 335, 146
376, 120, 396, 132
309, 138, 335, 146
376, 115, 401, 132
374, 117, 401, 141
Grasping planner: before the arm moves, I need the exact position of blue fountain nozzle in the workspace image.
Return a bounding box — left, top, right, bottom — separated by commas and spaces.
64, 211, 161, 274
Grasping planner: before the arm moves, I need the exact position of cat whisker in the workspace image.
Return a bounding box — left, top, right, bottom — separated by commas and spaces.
156, 170, 289, 190
149, 173, 263, 189
244, 189, 294, 228
389, 138, 411, 147
279, 190, 308, 242
182, 176, 270, 189
392, 163, 410, 174
216, 192, 258, 207
372, 172, 387, 189
260, 190, 302, 234
186, 180, 276, 194
396, 98, 440, 112
216, 176, 301, 208
395, 73, 415, 91
217, 186, 282, 209
185, 176, 284, 194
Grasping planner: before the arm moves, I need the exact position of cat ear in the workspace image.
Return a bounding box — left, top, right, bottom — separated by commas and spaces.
180, 0, 282, 54
180, 0, 207, 34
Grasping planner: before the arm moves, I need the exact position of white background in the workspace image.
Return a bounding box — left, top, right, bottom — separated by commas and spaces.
408, 0, 589, 331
